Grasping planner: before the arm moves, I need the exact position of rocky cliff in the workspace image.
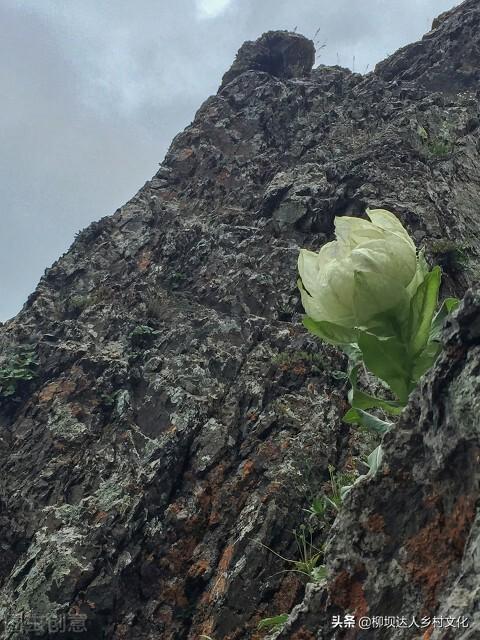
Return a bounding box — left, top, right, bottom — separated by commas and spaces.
0, 1, 479, 639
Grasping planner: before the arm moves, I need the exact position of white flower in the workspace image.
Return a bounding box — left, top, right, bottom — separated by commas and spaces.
298, 209, 417, 328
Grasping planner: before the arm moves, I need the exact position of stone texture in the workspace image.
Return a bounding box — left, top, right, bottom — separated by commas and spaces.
0, 1, 479, 638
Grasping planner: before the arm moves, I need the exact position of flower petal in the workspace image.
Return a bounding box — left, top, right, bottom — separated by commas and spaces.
367, 209, 415, 251
351, 236, 416, 289
334, 216, 383, 249
298, 278, 331, 322
353, 270, 410, 325
298, 249, 322, 296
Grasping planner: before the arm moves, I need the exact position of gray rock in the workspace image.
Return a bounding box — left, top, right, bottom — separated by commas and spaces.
220, 30, 315, 90
1, 1, 480, 638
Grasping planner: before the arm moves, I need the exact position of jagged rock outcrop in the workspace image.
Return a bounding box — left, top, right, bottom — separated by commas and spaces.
220, 31, 315, 90
376, 0, 480, 93
0, 1, 479, 639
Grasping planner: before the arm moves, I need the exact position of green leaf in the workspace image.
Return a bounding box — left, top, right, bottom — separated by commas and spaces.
358, 303, 411, 342
429, 297, 460, 342
409, 296, 459, 383
341, 343, 362, 364
343, 408, 393, 434
409, 266, 441, 356
366, 445, 383, 476
323, 495, 340, 512
257, 614, 289, 630
311, 565, 328, 582
412, 340, 442, 381
340, 445, 384, 501
347, 365, 404, 415
302, 316, 357, 345
417, 124, 429, 141
349, 388, 404, 415
406, 250, 429, 297
357, 331, 411, 403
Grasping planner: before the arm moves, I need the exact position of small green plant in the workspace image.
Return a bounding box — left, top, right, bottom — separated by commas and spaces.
430, 239, 470, 273
254, 524, 325, 584
277, 296, 295, 321
428, 139, 453, 157
0, 346, 38, 398
257, 614, 289, 631
305, 465, 357, 518
272, 350, 324, 373
291, 525, 325, 579
130, 325, 159, 347
417, 123, 455, 158
66, 294, 92, 315
304, 495, 328, 520
325, 465, 357, 510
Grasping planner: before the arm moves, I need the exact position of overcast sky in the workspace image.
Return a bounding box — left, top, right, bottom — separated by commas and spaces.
0, 0, 458, 322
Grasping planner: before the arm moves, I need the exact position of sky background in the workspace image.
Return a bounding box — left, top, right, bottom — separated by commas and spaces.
0, 0, 458, 322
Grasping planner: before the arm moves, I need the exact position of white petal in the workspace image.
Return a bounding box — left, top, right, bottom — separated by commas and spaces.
298, 241, 344, 295
298, 279, 331, 322
319, 256, 357, 326
367, 209, 415, 251
298, 249, 322, 296
351, 236, 417, 288
334, 216, 383, 249
316, 240, 344, 267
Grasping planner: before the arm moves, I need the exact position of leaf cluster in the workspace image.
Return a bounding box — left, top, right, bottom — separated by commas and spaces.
304, 263, 458, 404
258, 614, 289, 631
305, 464, 357, 518
417, 123, 455, 158
0, 346, 38, 398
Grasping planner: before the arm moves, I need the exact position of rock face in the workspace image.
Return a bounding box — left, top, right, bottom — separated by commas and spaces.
0, 1, 479, 639
375, 0, 480, 93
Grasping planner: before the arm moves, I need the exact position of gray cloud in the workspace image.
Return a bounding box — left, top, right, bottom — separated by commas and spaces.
0, 0, 457, 321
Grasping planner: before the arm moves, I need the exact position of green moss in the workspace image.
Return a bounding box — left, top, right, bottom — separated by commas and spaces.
66, 294, 92, 315
430, 239, 470, 272
417, 122, 455, 158
427, 139, 453, 157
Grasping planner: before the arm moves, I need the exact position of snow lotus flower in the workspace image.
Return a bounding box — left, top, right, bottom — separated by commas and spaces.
297, 207, 459, 482
298, 209, 417, 329
298, 208, 458, 404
